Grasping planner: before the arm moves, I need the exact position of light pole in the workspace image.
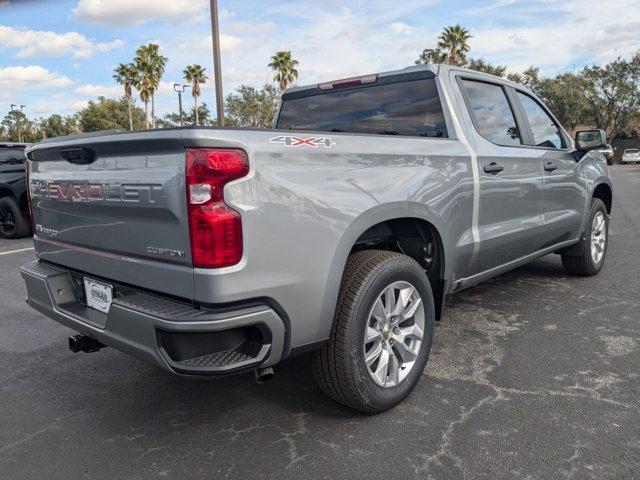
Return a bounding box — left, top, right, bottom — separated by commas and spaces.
209, 0, 224, 126
10, 104, 25, 143
173, 84, 188, 126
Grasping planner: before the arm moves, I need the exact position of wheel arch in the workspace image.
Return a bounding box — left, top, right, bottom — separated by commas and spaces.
0, 183, 27, 211
592, 182, 612, 214
0, 185, 16, 199
318, 203, 449, 342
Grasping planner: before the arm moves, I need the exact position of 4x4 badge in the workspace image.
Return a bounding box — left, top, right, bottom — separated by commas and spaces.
269, 136, 335, 148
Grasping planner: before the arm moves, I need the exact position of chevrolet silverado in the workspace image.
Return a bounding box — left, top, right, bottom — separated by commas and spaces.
20, 64, 612, 413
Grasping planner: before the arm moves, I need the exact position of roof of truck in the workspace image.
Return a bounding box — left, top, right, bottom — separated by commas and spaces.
283, 63, 524, 97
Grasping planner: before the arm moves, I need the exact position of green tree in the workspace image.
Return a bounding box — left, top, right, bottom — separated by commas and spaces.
467, 58, 507, 77
183, 64, 208, 126
415, 25, 471, 66
535, 73, 589, 131
134, 43, 167, 128
225, 84, 280, 128
580, 54, 640, 140
268, 51, 299, 91
415, 48, 448, 65
78, 96, 146, 132
506, 66, 542, 90
39, 114, 79, 139
438, 24, 472, 66
0, 110, 37, 142
156, 103, 214, 128
113, 63, 139, 131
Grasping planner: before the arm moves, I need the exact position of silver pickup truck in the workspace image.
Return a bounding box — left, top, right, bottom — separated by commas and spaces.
21, 64, 612, 413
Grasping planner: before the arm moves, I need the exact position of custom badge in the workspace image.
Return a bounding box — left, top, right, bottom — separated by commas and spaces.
269, 136, 335, 148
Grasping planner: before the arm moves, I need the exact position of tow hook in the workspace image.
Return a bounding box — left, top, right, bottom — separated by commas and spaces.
68, 334, 105, 353
255, 366, 275, 383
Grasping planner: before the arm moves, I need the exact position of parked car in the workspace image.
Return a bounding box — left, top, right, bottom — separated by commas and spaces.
20, 64, 612, 413
597, 144, 614, 165
622, 148, 640, 164
0, 143, 32, 239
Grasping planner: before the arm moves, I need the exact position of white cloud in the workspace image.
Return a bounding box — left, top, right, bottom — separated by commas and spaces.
6, 0, 640, 120
389, 22, 414, 35
465, 0, 640, 74
178, 34, 242, 54
96, 39, 125, 52
0, 65, 73, 90
75, 84, 122, 97
0, 25, 123, 59
156, 81, 179, 95
73, 0, 210, 27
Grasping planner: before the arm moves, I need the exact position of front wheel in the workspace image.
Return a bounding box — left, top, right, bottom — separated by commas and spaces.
561, 198, 608, 276
312, 250, 435, 413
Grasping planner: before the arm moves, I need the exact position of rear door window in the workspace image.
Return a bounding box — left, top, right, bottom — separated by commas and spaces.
461, 80, 522, 146
516, 92, 565, 149
276, 78, 448, 138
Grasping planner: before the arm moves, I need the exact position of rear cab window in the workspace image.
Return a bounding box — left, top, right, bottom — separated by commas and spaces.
276, 73, 448, 138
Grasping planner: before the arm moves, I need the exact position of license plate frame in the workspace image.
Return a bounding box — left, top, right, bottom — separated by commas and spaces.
83, 278, 113, 314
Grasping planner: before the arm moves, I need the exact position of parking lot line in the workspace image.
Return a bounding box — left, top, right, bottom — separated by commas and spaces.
0, 247, 35, 256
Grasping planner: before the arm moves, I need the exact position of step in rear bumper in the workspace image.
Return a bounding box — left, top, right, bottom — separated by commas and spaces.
20, 260, 285, 376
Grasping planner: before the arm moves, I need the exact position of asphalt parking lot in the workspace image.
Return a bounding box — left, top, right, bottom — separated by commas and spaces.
1, 165, 639, 480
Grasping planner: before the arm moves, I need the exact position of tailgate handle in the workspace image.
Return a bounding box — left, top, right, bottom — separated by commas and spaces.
60, 148, 96, 165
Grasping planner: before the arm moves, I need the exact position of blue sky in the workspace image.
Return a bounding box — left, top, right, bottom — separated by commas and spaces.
1, 0, 639, 119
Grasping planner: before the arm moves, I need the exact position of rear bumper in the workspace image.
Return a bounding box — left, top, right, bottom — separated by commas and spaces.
20, 260, 285, 376
621, 157, 640, 163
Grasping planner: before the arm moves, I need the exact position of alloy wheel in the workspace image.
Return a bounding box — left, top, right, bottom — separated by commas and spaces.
363, 281, 425, 388
0, 206, 16, 236
590, 211, 606, 264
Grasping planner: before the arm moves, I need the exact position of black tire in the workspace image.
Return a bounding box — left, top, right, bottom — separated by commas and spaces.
312, 250, 435, 413
561, 198, 608, 276
0, 196, 31, 239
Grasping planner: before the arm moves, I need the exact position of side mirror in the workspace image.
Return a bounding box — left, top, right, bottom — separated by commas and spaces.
575, 129, 607, 152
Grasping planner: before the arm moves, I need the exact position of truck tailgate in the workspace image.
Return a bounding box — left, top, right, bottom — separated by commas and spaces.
27, 130, 194, 300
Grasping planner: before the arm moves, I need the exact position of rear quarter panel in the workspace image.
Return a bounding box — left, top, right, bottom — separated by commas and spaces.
182, 129, 474, 349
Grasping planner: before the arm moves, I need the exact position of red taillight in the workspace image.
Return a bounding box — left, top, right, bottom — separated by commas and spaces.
186, 149, 249, 268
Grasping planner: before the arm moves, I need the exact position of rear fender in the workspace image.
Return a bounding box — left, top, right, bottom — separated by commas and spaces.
317, 202, 449, 341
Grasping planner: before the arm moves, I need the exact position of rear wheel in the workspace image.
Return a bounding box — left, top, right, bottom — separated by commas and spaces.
0, 196, 31, 239
312, 250, 435, 413
561, 198, 608, 276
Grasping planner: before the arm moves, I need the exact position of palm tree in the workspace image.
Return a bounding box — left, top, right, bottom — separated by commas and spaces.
268, 51, 299, 91
113, 63, 138, 131
134, 43, 167, 128
183, 64, 208, 126
437, 24, 472, 66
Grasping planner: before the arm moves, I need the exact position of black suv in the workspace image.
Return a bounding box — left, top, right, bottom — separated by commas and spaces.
0, 143, 32, 239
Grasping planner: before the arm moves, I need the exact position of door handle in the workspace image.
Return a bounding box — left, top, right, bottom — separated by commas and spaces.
483, 162, 504, 174
544, 162, 558, 172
